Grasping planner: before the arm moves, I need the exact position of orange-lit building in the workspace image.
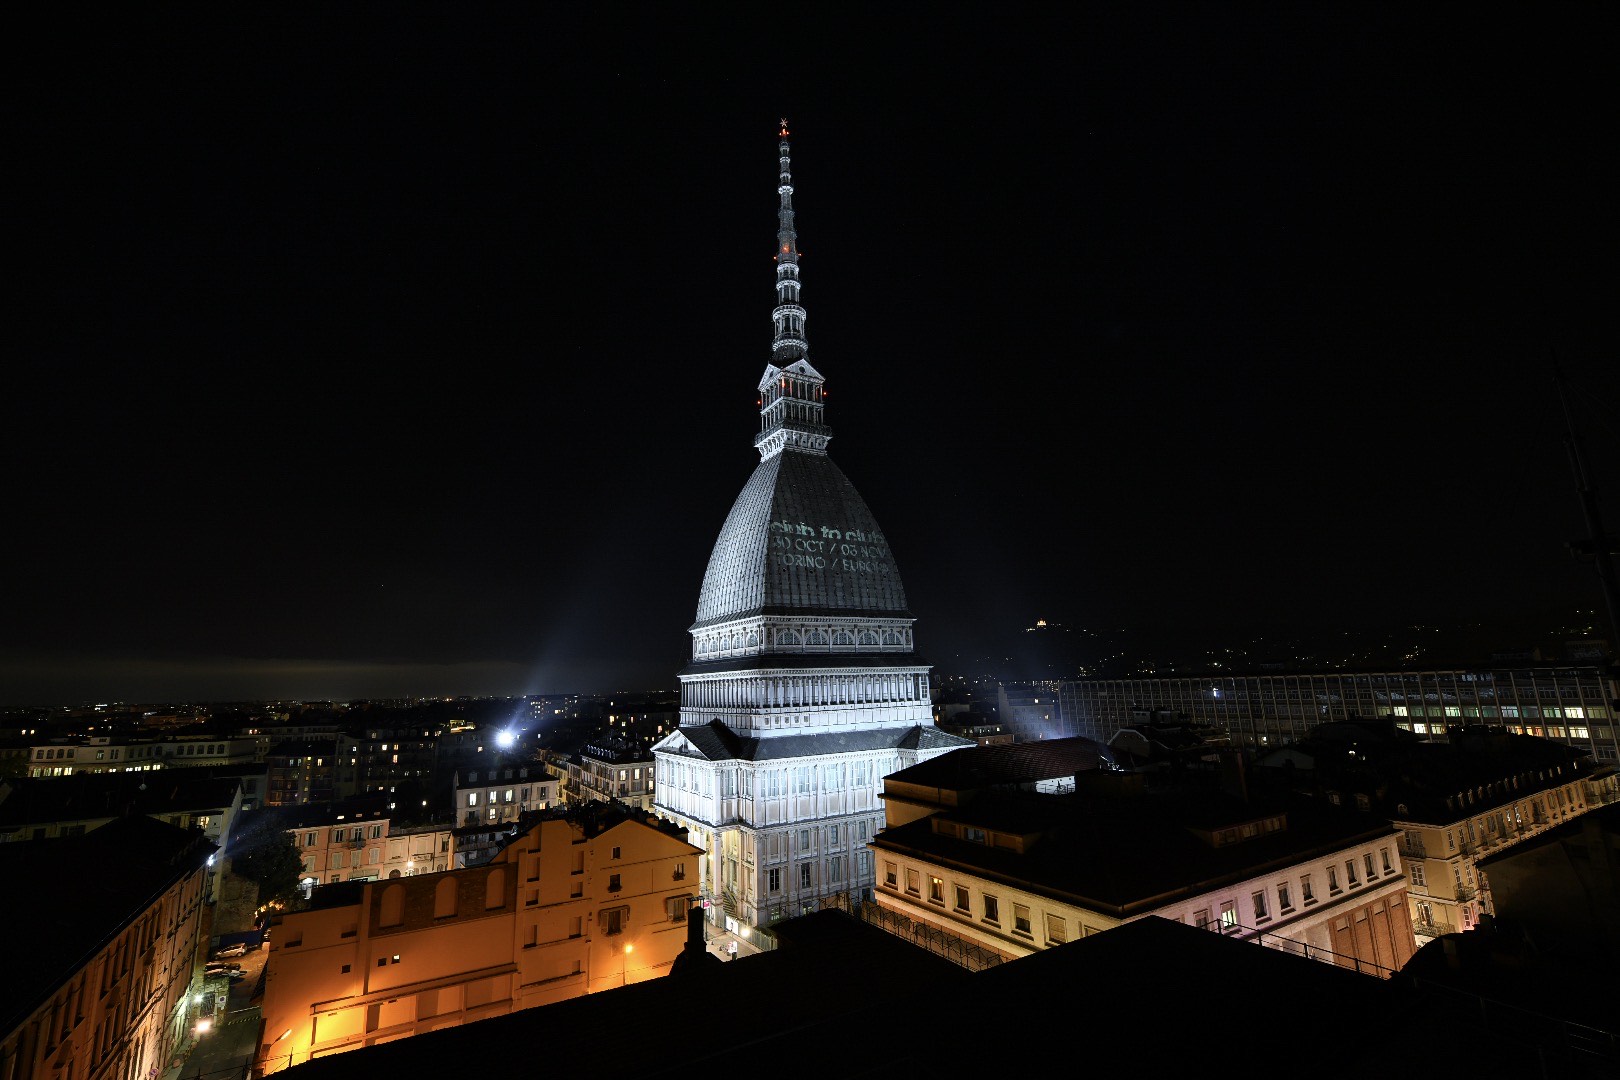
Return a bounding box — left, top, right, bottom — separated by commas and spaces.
255, 803, 699, 1073
0, 816, 214, 1080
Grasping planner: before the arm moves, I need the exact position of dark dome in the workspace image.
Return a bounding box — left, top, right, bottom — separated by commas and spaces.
693, 451, 910, 629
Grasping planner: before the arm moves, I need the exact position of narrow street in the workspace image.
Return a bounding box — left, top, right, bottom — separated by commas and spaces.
164, 943, 268, 1080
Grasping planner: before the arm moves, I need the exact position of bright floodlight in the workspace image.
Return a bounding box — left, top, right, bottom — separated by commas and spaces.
496, 730, 516, 749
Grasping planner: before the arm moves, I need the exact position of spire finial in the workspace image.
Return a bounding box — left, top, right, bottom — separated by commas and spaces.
755, 124, 830, 460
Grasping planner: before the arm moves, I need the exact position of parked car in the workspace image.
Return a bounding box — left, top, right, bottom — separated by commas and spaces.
213, 943, 247, 959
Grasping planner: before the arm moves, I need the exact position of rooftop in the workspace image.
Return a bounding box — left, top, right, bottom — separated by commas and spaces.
874, 780, 1395, 915
0, 815, 214, 1032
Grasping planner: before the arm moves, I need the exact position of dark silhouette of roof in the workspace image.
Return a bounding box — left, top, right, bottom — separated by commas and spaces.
0, 814, 214, 1032
258, 910, 1599, 1077
0, 770, 242, 829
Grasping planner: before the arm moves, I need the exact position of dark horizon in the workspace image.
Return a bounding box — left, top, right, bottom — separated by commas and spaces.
8, 11, 1617, 706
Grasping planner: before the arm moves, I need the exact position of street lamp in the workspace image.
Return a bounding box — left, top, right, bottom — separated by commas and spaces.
621, 942, 634, 987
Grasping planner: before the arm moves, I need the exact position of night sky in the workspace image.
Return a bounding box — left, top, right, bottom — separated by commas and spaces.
8, 9, 1617, 705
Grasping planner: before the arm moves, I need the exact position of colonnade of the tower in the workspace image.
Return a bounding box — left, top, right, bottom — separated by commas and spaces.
682, 671, 930, 711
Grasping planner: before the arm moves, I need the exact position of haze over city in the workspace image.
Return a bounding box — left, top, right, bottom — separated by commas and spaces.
9, 9, 1616, 705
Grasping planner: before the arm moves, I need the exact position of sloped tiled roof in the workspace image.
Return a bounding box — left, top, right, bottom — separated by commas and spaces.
0, 771, 242, 828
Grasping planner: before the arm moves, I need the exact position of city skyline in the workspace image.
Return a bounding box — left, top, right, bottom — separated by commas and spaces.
9, 11, 1617, 705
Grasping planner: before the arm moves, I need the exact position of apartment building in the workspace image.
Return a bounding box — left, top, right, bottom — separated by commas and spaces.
451, 765, 559, 827
1, 816, 214, 1080
24, 735, 261, 778
1057, 666, 1620, 765
256, 803, 699, 1073
1253, 723, 1616, 940
871, 743, 1416, 977
1391, 749, 1616, 937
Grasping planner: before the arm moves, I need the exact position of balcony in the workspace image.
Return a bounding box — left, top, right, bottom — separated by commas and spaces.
1413, 919, 1457, 940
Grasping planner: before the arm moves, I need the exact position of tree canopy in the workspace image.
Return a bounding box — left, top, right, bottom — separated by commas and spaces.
229, 827, 303, 906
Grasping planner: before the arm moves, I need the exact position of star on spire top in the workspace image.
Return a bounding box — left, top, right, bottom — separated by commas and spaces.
779, 117, 790, 137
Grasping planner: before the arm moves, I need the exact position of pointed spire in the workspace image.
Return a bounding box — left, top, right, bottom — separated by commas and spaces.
772, 119, 807, 360
755, 120, 830, 462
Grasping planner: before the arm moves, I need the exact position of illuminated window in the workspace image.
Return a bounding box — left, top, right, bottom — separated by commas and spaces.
1219, 901, 1237, 932
928, 876, 944, 904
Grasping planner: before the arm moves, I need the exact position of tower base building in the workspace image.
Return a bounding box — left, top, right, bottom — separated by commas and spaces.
652, 124, 969, 937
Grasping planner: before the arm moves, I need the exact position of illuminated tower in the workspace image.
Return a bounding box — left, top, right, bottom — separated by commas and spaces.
652, 122, 970, 937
